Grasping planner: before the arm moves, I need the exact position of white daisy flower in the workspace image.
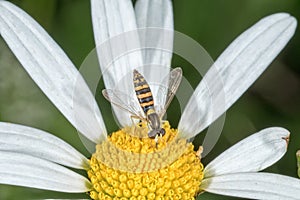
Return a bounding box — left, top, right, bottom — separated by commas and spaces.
0, 0, 299, 199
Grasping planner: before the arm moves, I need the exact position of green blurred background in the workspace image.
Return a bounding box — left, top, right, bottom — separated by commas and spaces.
0, 0, 299, 199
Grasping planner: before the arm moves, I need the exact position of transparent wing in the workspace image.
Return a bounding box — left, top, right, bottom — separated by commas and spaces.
102, 89, 145, 120
157, 67, 183, 118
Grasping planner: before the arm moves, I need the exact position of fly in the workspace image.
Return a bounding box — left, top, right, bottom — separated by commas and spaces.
133, 69, 165, 139
102, 67, 182, 144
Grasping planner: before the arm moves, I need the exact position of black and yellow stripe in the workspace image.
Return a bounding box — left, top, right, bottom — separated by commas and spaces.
133, 69, 154, 113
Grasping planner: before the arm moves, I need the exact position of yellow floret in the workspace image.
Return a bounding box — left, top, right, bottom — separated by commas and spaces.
87, 121, 204, 199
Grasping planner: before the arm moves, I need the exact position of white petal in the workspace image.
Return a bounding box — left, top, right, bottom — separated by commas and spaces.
178, 13, 297, 138
91, 0, 143, 126
0, 1, 107, 143
204, 127, 289, 177
0, 152, 91, 193
135, 0, 174, 103
201, 172, 300, 200
0, 122, 89, 170
135, 0, 173, 30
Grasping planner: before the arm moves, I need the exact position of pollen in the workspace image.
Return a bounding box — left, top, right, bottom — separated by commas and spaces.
87, 121, 204, 199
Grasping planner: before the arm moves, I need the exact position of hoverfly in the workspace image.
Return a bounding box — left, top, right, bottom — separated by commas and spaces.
102, 67, 182, 143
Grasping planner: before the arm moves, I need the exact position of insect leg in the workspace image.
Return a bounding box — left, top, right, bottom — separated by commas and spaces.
155, 134, 159, 148
130, 115, 144, 126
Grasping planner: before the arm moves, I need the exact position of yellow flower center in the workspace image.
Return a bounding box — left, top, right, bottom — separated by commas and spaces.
87, 121, 204, 200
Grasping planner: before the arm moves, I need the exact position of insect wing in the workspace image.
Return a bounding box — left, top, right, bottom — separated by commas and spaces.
157, 67, 182, 118
102, 89, 144, 120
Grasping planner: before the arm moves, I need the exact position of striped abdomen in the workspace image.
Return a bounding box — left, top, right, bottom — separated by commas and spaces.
133, 69, 154, 114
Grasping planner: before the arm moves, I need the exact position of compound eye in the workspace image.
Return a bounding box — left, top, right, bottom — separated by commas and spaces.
160, 128, 166, 136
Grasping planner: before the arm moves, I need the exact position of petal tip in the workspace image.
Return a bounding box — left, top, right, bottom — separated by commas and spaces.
264, 12, 297, 29
269, 12, 291, 19
285, 14, 298, 29
282, 133, 290, 149
290, 16, 298, 28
